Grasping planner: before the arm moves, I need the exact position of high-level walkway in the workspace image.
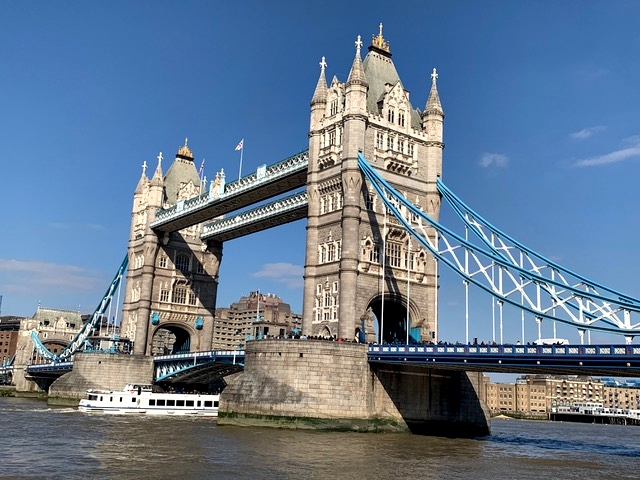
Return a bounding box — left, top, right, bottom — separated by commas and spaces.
150, 149, 308, 234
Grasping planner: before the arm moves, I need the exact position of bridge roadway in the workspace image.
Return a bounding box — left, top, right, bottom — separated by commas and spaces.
201, 191, 307, 242
19, 343, 640, 383
150, 149, 308, 234
368, 343, 640, 377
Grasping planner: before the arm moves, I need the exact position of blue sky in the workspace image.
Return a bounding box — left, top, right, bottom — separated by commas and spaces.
2, 1, 640, 349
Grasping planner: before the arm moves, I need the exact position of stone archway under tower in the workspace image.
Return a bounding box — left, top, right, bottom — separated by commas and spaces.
366, 294, 422, 345
150, 324, 194, 355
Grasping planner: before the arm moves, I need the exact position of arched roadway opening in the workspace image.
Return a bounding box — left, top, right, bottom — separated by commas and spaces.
151, 324, 192, 355
368, 294, 419, 344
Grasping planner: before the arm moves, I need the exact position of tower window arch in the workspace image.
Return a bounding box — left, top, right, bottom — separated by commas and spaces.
175, 253, 190, 273
387, 108, 395, 123
172, 284, 187, 304
327, 243, 335, 262
386, 242, 402, 268
330, 99, 338, 116
365, 190, 374, 211
398, 110, 405, 127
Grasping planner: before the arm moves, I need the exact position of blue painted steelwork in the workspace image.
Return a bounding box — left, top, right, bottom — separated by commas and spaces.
151, 149, 309, 229
201, 191, 307, 240
153, 350, 245, 381
368, 344, 640, 377
357, 153, 640, 339
29, 255, 129, 361
25, 361, 74, 376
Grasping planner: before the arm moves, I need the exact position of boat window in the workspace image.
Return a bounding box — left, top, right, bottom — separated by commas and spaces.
110, 397, 113, 402
186, 400, 194, 407
149, 399, 156, 406
197, 401, 201, 407
157, 399, 166, 406
176, 400, 185, 407
214, 401, 219, 408
204, 401, 213, 408
88, 394, 98, 401
100, 396, 103, 401
167, 400, 175, 407
132, 397, 136, 403
120, 397, 123, 402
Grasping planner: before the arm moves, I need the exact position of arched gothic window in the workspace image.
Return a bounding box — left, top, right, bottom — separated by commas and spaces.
175, 253, 190, 273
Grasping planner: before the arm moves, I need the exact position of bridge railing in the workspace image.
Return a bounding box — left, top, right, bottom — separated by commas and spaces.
152, 149, 309, 225
25, 362, 74, 374
202, 191, 307, 238
368, 344, 640, 357
153, 349, 246, 362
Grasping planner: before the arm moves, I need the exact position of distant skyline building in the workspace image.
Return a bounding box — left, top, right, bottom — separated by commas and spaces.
213, 291, 301, 350
484, 375, 640, 415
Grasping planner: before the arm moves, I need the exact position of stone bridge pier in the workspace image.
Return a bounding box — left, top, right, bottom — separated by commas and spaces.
218, 339, 490, 437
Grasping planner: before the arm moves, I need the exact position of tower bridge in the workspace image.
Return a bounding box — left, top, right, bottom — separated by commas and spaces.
14, 25, 640, 436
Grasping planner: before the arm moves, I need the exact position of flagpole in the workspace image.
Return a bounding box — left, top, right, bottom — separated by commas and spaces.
238, 146, 244, 180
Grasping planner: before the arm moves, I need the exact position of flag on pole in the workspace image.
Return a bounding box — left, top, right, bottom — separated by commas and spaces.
198, 159, 205, 176
235, 139, 244, 151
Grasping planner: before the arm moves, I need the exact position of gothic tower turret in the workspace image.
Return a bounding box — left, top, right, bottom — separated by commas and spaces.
121, 140, 220, 355
302, 25, 443, 344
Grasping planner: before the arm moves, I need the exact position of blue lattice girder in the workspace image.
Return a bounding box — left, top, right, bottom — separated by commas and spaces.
357, 153, 640, 338
29, 254, 129, 361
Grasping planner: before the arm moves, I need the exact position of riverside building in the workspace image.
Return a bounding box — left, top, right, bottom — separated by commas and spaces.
485, 374, 640, 415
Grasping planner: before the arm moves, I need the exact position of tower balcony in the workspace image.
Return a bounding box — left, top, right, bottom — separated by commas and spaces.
318, 144, 342, 170
375, 148, 413, 175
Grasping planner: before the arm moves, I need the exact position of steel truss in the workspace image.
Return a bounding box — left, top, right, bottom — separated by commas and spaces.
358, 153, 640, 342
30, 255, 129, 361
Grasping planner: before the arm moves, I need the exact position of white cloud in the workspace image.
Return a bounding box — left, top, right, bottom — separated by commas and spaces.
573, 136, 640, 167
253, 262, 304, 289
0, 259, 102, 292
479, 153, 508, 168
569, 126, 606, 140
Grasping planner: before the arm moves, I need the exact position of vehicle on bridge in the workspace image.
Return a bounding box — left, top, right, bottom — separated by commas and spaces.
78, 384, 219, 417
533, 338, 569, 346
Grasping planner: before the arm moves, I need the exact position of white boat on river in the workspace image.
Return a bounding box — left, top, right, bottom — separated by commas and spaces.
78, 384, 219, 417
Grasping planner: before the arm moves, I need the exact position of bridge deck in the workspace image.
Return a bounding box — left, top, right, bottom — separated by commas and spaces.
368, 344, 640, 377
151, 150, 308, 233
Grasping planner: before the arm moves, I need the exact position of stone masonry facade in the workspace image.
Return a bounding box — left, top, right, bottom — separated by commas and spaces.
302, 26, 444, 344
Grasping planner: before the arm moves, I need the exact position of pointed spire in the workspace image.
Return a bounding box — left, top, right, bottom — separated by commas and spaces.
347, 35, 367, 86
369, 22, 391, 56
135, 160, 149, 193
177, 138, 193, 160
425, 67, 443, 115
311, 56, 328, 105
151, 151, 164, 186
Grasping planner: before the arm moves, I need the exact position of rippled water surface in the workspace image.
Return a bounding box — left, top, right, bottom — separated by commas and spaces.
1, 397, 639, 479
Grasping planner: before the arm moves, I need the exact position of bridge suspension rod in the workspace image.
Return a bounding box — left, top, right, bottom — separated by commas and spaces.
357, 153, 640, 337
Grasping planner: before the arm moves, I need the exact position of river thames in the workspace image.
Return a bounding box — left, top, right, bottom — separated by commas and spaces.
1, 397, 639, 480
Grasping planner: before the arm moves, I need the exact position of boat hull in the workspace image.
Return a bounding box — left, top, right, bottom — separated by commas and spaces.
77, 384, 219, 417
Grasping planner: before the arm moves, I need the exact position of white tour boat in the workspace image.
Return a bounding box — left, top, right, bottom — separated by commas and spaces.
78, 384, 219, 416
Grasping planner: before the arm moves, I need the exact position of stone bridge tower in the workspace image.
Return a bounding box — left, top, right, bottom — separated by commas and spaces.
120, 141, 222, 355
302, 26, 444, 343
